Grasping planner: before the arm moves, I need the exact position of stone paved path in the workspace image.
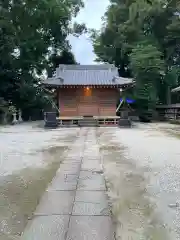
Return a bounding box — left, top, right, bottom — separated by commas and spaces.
21, 128, 114, 240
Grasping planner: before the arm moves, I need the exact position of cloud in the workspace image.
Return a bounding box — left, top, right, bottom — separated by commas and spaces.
68, 34, 96, 64
69, 0, 109, 64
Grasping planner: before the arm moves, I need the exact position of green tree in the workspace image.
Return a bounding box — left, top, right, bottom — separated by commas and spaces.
92, 0, 180, 119
0, 0, 84, 121
91, 1, 131, 77
47, 49, 77, 77
130, 41, 164, 118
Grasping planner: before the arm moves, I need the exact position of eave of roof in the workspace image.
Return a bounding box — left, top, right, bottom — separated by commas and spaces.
171, 86, 180, 93
42, 76, 133, 87
43, 64, 133, 87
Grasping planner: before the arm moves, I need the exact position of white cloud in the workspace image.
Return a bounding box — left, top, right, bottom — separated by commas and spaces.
69, 0, 109, 64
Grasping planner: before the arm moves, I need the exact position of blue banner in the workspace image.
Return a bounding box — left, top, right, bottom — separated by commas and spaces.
120, 98, 135, 104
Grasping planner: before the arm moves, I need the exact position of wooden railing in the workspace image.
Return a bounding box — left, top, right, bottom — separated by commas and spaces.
57, 116, 120, 126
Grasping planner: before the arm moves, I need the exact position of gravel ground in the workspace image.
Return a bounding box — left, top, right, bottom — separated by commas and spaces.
98, 123, 180, 240
0, 123, 79, 240
1, 122, 180, 239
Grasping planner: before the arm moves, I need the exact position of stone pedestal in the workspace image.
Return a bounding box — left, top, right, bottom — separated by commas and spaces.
118, 118, 132, 127
18, 110, 23, 122
44, 112, 58, 128
118, 110, 132, 128
12, 113, 18, 125
121, 110, 129, 118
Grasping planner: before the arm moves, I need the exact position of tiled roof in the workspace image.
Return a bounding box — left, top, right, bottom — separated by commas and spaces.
43, 64, 133, 86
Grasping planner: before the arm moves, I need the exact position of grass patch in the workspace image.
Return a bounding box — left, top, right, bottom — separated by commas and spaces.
100, 145, 121, 151
159, 128, 180, 139
99, 145, 125, 152
166, 131, 180, 139
169, 119, 180, 125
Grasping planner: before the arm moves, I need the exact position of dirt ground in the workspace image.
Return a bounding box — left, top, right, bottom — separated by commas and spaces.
0, 123, 79, 240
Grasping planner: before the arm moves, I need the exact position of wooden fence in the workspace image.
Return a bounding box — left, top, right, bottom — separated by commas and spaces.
156, 104, 180, 120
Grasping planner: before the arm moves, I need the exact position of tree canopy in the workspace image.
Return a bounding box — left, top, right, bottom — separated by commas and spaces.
92, 0, 180, 118
0, 0, 84, 121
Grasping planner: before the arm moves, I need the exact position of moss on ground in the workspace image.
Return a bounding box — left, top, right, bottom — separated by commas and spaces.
169, 119, 180, 125
0, 145, 69, 240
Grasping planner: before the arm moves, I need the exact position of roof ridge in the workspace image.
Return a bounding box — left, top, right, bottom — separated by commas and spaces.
57, 64, 116, 70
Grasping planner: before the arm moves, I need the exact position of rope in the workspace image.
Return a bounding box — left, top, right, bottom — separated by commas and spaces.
41, 86, 60, 114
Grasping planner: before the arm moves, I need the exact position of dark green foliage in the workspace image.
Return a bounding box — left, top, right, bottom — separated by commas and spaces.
47, 49, 77, 77
0, 0, 84, 121
92, 0, 180, 119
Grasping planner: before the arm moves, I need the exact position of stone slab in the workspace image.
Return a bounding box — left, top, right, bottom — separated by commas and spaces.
57, 163, 81, 175
48, 174, 78, 191
82, 156, 101, 161
21, 215, 69, 240
83, 147, 99, 150
72, 191, 110, 216
83, 152, 99, 157
84, 150, 99, 154
77, 171, 106, 191
66, 216, 114, 240
83, 151, 100, 159
63, 157, 82, 163
35, 191, 75, 215
60, 162, 81, 170
81, 160, 102, 172
65, 153, 83, 159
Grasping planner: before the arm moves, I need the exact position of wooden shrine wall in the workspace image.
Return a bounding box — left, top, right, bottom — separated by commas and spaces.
58, 87, 118, 117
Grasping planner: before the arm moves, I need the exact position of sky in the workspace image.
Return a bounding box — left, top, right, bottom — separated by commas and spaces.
68, 0, 110, 64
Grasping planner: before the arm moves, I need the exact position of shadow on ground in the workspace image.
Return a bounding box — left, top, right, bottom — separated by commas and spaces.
0, 144, 69, 240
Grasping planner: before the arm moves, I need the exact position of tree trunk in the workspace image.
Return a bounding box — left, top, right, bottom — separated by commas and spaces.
166, 86, 171, 105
